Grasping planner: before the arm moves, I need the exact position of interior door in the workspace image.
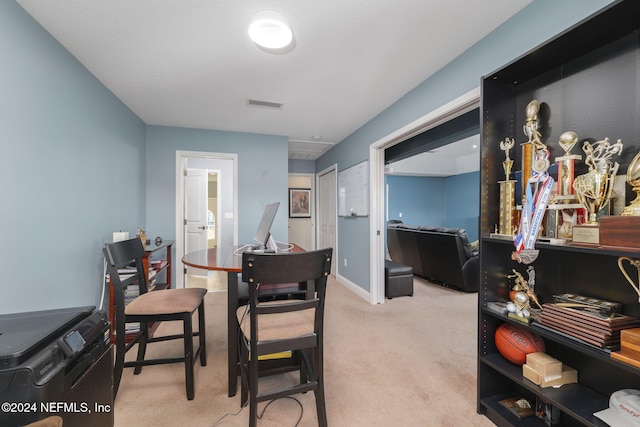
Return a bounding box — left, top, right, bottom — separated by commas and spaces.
185, 168, 208, 277
318, 168, 337, 276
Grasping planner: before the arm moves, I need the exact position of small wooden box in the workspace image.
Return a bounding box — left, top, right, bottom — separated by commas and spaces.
523, 364, 577, 388
620, 328, 640, 359
621, 328, 640, 345
525, 352, 562, 380
600, 216, 640, 248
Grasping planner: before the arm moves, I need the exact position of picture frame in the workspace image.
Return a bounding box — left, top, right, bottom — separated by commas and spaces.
289, 188, 311, 218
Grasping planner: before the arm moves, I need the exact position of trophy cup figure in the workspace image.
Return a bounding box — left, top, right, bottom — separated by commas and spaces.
494, 137, 517, 237
520, 100, 542, 203
513, 100, 554, 264
546, 131, 583, 240
621, 150, 640, 216
572, 138, 623, 244
556, 131, 581, 198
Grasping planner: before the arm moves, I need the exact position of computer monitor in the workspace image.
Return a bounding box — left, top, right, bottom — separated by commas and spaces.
253, 202, 279, 250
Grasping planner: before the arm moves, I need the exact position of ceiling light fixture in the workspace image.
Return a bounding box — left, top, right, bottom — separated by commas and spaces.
248, 11, 293, 50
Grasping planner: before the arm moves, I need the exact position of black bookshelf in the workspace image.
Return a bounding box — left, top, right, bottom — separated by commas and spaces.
478, 1, 640, 425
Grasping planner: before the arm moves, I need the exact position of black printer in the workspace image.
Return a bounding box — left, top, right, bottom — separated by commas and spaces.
0, 306, 112, 427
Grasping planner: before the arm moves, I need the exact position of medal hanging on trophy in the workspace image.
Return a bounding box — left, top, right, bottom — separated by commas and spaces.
514, 148, 554, 264
511, 100, 555, 264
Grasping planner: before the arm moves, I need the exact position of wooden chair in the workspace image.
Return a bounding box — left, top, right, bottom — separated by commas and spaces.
237, 248, 332, 427
104, 238, 207, 400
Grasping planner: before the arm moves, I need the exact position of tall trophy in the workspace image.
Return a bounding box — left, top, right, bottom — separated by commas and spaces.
520, 100, 541, 204
572, 137, 623, 244
556, 131, 581, 199
545, 131, 583, 241
512, 100, 554, 264
493, 137, 517, 237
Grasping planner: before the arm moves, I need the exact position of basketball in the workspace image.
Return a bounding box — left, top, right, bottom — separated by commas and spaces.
495, 323, 545, 365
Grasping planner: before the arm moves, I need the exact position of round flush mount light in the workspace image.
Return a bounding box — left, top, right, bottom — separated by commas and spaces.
248, 11, 293, 50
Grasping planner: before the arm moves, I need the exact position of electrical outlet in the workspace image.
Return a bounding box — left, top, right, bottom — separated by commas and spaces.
399, 212, 403, 218
343, 258, 347, 267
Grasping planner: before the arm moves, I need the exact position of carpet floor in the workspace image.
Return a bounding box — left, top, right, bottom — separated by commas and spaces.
114, 276, 495, 427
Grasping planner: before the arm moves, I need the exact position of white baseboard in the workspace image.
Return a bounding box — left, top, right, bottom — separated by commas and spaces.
335, 273, 371, 302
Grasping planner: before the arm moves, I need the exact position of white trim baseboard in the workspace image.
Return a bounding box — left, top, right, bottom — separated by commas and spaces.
336, 273, 370, 302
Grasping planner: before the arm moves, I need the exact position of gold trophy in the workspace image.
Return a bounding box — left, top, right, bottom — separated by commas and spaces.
520, 100, 541, 203
621, 150, 640, 216
512, 100, 554, 264
572, 138, 623, 244
494, 137, 517, 237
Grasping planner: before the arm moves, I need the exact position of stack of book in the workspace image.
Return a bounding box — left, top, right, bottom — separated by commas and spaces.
150, 259, 167, 270
538, 303, 640, 350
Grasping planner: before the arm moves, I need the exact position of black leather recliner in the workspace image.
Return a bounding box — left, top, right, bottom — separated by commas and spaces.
386, 222, 479, 292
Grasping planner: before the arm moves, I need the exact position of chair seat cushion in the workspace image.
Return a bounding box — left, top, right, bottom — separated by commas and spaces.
237, 301, 315, 342
126, 287, 207, 315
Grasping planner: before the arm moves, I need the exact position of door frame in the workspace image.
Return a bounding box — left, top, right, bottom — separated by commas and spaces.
175, 150, 238, 289
208, 168, 222, 249
316, 164, 338, 276
369, 87, 480, 303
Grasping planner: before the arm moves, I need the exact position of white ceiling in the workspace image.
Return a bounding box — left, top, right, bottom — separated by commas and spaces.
386, 134, 480, 177
18, 0, 532, 160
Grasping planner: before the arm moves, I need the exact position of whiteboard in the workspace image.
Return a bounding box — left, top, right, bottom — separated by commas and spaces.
338, 161, 368, 217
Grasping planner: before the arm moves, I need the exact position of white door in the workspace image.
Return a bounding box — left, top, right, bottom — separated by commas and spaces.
175, 150, 238, 290
317, 167, 337, 276
185, 168, 208, 277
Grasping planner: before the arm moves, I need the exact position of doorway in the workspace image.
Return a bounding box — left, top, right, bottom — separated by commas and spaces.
317, 165, 337, 276
369, 88, 480, 303
175, 150, 237, 290
288, 173, 315, 250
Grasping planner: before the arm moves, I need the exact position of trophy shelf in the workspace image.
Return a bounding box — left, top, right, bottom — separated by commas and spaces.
478, 1, 640, 426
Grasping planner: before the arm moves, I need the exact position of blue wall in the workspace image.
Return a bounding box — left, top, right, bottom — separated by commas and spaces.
386, 176, 445, 226
145, 126, 289, 246
289, 159, 316, 174
445, 172, 480, 241
0, 2, 146, 314
316, 0, 613, 291
387, 171, 479, 241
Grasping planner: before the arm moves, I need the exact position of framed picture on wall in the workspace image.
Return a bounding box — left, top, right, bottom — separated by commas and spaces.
289, 188, 311, 218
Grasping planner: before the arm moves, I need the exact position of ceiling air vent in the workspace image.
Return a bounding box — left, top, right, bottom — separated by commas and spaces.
247, 98, 283, 109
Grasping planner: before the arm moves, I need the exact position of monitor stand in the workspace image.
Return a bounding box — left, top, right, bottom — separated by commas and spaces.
265, 235, 278, 252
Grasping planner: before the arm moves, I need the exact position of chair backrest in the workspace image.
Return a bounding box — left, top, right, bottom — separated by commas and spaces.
242, 248, 332, 285
104, 238, 148, 323
241, 248, 333, 351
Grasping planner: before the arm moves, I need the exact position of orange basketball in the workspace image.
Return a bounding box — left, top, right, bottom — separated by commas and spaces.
495, 323, 545, 365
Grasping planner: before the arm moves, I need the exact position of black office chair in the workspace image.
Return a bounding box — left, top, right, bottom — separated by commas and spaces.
237, 248, 333, 427
104, 238, 207, 400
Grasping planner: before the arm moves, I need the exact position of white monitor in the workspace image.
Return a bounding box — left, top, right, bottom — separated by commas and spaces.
253, 202, 279, 250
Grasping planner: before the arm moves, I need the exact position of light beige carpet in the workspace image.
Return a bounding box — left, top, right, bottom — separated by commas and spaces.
114, 276, 494, 427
